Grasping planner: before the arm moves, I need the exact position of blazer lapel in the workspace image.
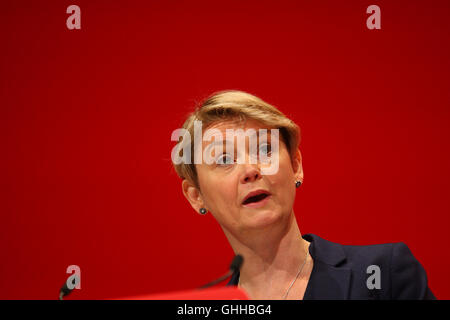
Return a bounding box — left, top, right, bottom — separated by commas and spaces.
302, 233, 352, 300
302, 260, 351, 299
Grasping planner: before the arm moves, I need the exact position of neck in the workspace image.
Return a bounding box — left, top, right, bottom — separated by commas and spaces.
222, 212, 310, 297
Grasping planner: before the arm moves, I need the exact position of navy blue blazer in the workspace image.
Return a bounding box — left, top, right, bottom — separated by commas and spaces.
227, 233, 435, 299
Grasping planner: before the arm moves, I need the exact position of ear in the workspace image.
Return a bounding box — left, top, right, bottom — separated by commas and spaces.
292, 149, 304, 182
181, 179, 205, 213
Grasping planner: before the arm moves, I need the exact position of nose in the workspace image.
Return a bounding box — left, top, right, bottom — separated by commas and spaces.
240, 163, 262, 184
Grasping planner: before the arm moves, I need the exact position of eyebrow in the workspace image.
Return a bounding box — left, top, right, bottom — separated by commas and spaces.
204, 140, 233, 147
202, 140, 234, 157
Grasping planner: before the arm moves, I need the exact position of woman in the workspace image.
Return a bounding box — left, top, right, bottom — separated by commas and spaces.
171, 90, 435, 300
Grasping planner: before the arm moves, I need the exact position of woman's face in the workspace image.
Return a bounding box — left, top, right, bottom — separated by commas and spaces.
182, 119, 303, 236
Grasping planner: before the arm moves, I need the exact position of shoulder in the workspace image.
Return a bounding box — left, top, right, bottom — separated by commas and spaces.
340, 240, 396, 269
304, 234, 436, 299
346, 241, 435, 299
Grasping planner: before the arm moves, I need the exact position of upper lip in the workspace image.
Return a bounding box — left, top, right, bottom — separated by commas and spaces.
242, 189, 271, 205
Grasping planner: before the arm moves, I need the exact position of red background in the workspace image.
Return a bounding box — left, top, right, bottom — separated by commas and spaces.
1, 0, 449, 299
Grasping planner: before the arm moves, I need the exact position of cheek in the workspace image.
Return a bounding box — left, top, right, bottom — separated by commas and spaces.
201, 173, 239, 210
214, 183, 235, 204
270, 161, 296, 200
203, 177, 242, 227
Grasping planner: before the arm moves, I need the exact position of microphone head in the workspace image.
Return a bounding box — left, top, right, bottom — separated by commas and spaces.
60, 282, 72, 296
59, 276, 78, 300
230, 254, 244, 273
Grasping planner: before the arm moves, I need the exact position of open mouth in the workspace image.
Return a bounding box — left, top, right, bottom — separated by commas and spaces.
242, 190, 271, 205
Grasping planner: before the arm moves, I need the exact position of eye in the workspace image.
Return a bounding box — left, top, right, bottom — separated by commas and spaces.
259, 143, 272, 157
216, 153, 235, 165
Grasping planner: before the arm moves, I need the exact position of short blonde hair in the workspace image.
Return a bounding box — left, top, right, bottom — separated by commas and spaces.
172, 90, 300, 189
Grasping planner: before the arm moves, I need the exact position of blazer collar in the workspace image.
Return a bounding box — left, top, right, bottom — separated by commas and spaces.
227, 233, 352, 300
302, 233, 346, 266
302, 233, 351, 300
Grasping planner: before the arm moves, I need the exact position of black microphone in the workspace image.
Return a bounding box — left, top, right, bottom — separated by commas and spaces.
199, 254, 244, 289
58, 276, 78, 300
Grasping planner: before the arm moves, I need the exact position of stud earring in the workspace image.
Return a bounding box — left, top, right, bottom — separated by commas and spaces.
199, 208, 207, 215
295, 181, 302, 188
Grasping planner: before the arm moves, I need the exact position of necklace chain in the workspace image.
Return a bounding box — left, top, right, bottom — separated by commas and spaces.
281, 250, 308, 299
238, 244, 309, 300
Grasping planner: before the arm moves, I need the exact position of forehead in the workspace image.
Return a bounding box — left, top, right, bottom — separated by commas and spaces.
198, 118, 279, 152
204, 118, 272, 133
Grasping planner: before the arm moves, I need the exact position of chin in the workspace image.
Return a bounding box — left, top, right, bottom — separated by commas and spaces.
243, 208, 284, 229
